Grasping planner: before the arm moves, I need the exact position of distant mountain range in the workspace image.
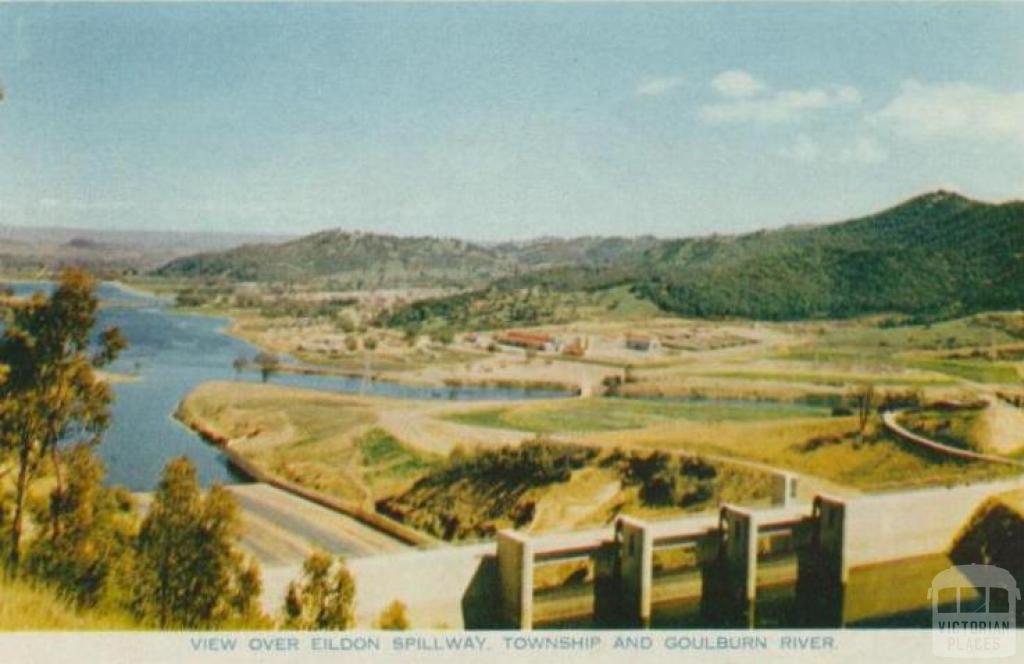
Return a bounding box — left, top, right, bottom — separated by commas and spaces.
153, 190, 1024, 321
0, 226, 292, 273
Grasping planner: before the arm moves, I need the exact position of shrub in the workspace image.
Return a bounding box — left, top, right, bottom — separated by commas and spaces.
375, 600, 410, 630
284, 550, 356, 630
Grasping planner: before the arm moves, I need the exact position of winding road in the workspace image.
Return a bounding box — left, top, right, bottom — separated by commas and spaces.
881, 410, 1024, 468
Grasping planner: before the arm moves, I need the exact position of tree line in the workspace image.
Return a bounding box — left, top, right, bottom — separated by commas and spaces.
0, 270, 408, 630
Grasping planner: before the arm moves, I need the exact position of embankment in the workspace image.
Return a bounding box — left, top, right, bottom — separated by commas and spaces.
950, 489, 1024, 599
176, 403, 438, 549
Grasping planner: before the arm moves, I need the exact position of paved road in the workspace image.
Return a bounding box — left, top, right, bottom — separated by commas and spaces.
135, 482, 408, 568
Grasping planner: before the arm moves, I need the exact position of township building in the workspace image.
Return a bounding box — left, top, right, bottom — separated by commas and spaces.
624, 332, 659, 352
495, 330, 560, 352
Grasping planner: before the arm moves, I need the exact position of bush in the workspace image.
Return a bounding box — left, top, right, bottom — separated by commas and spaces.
375, 600, 410, 630
625, 452, 719, 508
284, 550, 356, 630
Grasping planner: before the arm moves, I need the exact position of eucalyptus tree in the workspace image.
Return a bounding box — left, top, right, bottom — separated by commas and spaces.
0, 269, 125, 567
132, 456, 263, 628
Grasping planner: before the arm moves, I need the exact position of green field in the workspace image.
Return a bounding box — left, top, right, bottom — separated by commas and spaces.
813, 316, 1020, 351
692, 368, 953, 387
775, 316, 1024, 385
357, 428, 439, 492
902, 359, 1021, 384
446, 397, 831, 434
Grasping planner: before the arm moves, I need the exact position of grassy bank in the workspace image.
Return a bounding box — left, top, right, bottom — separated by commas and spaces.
0, 576, 136, 630
176, 381, 440, 505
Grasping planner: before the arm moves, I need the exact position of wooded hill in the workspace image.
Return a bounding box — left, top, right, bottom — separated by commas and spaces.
384, 191, 1024, 327
153, 230, 656, 288
155, 191, 1024, 323
635, 191, 1024, 320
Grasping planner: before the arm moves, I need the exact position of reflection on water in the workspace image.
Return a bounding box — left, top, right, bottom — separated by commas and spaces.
6, 282, 571, 491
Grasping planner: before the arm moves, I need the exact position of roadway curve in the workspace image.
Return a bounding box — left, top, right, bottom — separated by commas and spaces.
881, 410, 1024, 468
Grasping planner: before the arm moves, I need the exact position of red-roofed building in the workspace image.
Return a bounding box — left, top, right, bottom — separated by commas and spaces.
495, 330, 560, 352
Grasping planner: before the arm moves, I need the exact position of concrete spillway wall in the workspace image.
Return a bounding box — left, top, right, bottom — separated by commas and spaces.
262, 543, 497, 628
841, 477, 1024, 567
259, 477, 1022, 628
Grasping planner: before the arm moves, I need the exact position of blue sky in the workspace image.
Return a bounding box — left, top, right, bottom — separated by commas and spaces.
1, 3, 1022, 241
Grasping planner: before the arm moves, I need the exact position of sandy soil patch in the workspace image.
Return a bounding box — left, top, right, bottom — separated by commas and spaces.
973, 399, 1024, 455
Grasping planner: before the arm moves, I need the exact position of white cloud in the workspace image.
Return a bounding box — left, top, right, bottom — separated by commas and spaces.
37, 198, 136, 211
636, 75, 684, 97
839, 136, 888, 165
711, 69, 766, 99
778, 134, 821, 163
777, 134, 888, 166
870, 80, 1024, 149
701, 84, 862, 125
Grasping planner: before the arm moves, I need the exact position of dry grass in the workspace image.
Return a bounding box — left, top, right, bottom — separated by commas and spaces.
0, 576, 135, 630
580, 417, 1017, 491
178, 381, 438, 505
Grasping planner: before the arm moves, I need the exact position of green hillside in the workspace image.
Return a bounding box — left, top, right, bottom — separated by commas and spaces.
157, 191, 1024, 323
494, 235, 661, 268
154, 230, 515, 287
636, 191, 1024, 320
153, 231, 656, 288
385, 191, 1024, 328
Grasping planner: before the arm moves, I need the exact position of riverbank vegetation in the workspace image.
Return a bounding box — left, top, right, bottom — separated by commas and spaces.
0, 272, 360, 631
951, 490, 1024, 622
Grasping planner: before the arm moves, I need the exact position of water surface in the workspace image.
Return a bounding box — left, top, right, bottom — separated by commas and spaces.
6, 282, 570, 490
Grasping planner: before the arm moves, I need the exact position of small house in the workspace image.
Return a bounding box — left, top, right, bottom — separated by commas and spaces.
625, 332, 659, 352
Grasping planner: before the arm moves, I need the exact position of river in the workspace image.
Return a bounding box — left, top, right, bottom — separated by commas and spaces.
6, 282, 570, 491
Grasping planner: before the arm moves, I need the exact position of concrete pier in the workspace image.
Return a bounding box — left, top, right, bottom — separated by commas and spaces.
486, 478, 1019, 630
771, 472, 798, 507
497, 530, 534, 629
701, 505, 758, 627
795, 495, 848, 626
617, 516, 654, 627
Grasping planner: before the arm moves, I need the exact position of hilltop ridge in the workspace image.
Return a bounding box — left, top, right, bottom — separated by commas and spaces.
154, 190, 1024, 323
